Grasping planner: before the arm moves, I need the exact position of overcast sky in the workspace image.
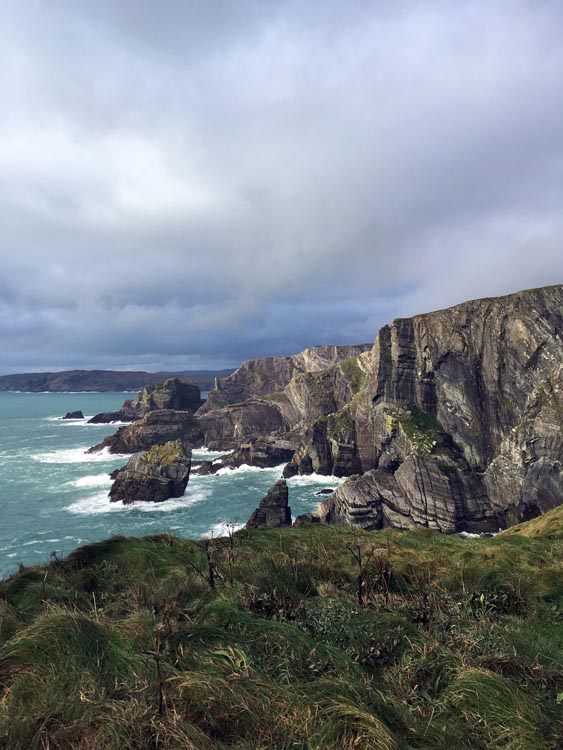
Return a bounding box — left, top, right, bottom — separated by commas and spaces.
1, 0, 563, 373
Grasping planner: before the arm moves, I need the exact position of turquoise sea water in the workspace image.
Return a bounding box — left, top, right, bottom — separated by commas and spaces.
0, 392, 341, 579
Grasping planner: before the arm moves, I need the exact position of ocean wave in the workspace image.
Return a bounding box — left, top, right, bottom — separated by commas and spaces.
67, 487, 212, 515
46, 415, 94, 423
204, 521, 245, 539
286, 473, 344, 487
213, 463, 286, 477
192, 447, 234, 460
46, 416, 132, 427
31, 447, 130, 464
67, 474, 112, 488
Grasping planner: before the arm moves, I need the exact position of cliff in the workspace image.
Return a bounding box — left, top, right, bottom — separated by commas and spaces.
199, 344, 371, 412
306, 285, 563, 531
88, 284, 563, 533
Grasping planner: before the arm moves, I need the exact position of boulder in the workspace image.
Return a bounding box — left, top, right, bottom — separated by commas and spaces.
63, 411, 84, 420
246, 479, 292, 529
109, 440, 191, 504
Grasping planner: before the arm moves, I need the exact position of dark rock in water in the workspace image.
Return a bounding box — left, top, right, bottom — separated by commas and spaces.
220, 439, 296, 470
109, 440, 191, 504
63, 411, 84, 420
247, 479, 292, 529
109, 467, 124, 480
88, 411, 124, 424
88, 410, 203, 454
315, 488, 335, 496
88, 378, 202, 424
192, 460, 215, 476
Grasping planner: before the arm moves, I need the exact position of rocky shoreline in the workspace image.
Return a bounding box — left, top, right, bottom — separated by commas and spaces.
85, 285, 563, 533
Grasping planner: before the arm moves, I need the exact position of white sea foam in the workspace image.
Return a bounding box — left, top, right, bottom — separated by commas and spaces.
67, 474, 112, 489
46, 415, 94, 423
286, 473, 343, 488
32, 447, 129, 464
204, 521, 245, 539
192, 447, 234, 460
213, 463, 286, 476
46, 416, 132, 427
67, 487, 212, 515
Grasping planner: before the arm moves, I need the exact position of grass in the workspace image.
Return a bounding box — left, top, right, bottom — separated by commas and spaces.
399, 403, 448, 455
1, 517, 563, 748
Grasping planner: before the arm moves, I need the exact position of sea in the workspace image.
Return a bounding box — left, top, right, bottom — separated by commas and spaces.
0, 392, 342, 579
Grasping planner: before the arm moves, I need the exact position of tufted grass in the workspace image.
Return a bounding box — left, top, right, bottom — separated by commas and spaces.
0, 512, 562, 748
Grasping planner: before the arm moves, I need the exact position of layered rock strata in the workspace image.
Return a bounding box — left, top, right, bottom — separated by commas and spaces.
200, 344, 370, 413
303, 285, 563, 531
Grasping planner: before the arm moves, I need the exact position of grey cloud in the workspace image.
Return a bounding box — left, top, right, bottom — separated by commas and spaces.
1, 1, 563, 372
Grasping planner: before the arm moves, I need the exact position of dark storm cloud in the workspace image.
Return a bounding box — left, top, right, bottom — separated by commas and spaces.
1, 0, 563, 372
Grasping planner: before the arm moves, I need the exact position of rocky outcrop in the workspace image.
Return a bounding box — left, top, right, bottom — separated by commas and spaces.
88, 410, 203, 454
63, 411, 84, 420
247, 479, 292, 528
109, 440, 191, 504
192, 439, 296, 475
86, 284, 563, 533
200, 344, 371, 413
220, 439, 296, 470
304, 285, 563, 532
88, 351, 371, 465
88, 378, 202, 424
197, 399, 292, 449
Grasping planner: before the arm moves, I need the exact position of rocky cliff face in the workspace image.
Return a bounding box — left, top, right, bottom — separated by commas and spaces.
200, 344, 370, 413
88, 284, 563, 533
305, 285, 563, 531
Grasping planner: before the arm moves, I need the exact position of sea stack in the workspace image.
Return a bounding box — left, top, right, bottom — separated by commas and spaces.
247, 479, 292, 529
109, 440, 191, 504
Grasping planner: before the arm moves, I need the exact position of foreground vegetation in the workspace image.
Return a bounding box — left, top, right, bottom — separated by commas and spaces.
1, 513, 563, 749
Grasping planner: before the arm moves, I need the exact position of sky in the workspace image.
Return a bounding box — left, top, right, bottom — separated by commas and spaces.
1, 0, 563, 373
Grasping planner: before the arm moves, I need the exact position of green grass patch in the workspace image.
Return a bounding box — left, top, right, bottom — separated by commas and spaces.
1, 520, 563, 748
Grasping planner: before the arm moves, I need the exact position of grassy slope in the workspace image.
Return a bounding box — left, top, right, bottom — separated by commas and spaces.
1, 517, 562, 749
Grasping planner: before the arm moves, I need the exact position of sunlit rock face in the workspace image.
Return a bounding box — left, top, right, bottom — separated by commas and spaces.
307, 285, 563, 532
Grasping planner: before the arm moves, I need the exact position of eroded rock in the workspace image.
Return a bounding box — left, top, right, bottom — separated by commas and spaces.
247, 479, 292, 528
109, 440, 191, 504
88, 378, 202, 424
